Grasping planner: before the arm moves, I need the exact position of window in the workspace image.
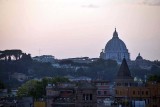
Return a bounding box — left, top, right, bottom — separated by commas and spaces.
142, 91, 144, 95
138, 91, 140, 95
104, 83, 107, 85
76, 95, 78, 100
146, 91, 148, 95
86, 94, 89, 100
97, 83, 101, 86
117, 83, 121, 86
133, 91, 135, 95
116, 90, 118, 94
90, 94, 92, 100
104, 91, 107, 95
83, 94, 85, 100
129, 83, 132, 86
120, 91, 122, 95
125, 83, 128, 86
98, 91, 101, 95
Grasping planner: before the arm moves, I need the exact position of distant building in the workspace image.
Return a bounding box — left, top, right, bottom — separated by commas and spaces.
100, 28, 130, 64
0, 89, 8, 97
64, 75, 92, 82
32, 55, 55, 63
46, 82, 97, 107
93, 80, 114, 100
11, 72, 28, 82
133, 53, 152, 70
1, 97, 33, 107
73, 76, 92, 82
0, 89, 18, 98
75, 82, 97, 107
67, 57, 98, 64
17, 97, 33, 107
46, 83, 76, 107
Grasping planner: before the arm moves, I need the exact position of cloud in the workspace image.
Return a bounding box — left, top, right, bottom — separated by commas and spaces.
139, 0, 160, 6
81, 4, 99, 8
116, 0, 160, 6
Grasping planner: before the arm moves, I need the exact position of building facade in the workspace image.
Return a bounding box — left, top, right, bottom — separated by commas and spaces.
93, 80, 113, 100
75, 82, 97, 107
46, 82, 97, 107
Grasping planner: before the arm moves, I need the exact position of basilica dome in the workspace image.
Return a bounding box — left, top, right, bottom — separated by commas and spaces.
105, 31, 128, 53
136, 53, 143, 60
100, 28, 130, 63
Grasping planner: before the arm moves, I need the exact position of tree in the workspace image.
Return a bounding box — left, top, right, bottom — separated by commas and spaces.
0, 49, 23, 61
17, 80, 37, 97
0, 80, 5, 89
51, 76, 69, 83
17, 77, 69, 99
148, 75, 160, 82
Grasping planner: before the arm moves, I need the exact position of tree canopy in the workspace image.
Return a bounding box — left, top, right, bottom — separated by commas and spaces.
17, 77, 69, 99
147, 74, 160, 82
0, 80, 5, 89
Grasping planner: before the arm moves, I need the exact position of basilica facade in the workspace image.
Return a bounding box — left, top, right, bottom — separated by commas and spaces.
100, 28, 130, 63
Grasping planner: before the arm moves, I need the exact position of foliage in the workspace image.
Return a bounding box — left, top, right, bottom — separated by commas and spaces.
17, 77, 69, 99
88, 59, 119, 80
0, 80, 5, 89
0, 49, 32, 61
0, 49, 22, 61
148, 75, 160, 82
1, 49, 160, 89
59, 59, 73, 65
153, 60, 160, 66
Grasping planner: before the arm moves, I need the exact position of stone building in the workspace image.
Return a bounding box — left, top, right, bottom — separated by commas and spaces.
75, 82, 97, 107
46, 82, 97, 107
46, 83, 75, 107
100, 28, 130, 64
32, 55, 55, 63
134, 53, 152, 70
93, 80, 113, 100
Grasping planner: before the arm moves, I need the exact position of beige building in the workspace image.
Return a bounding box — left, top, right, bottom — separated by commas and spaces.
115, 58, 160, 107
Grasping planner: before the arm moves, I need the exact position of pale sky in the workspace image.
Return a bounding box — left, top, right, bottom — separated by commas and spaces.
0, 0, 160, 61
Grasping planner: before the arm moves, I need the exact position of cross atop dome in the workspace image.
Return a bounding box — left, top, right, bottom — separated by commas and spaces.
138, 53, 141, 56
113, 28, 118, 38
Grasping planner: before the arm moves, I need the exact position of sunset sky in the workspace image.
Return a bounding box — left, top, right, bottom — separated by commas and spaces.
0, 0, 160, 61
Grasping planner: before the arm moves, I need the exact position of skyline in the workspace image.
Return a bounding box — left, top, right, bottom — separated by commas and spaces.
0, 0, 160, 61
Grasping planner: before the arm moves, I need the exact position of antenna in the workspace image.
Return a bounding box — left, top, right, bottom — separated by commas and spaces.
38, 49, 42, 56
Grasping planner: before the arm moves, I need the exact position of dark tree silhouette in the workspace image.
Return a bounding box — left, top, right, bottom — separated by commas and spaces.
0, 49, 23, 61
